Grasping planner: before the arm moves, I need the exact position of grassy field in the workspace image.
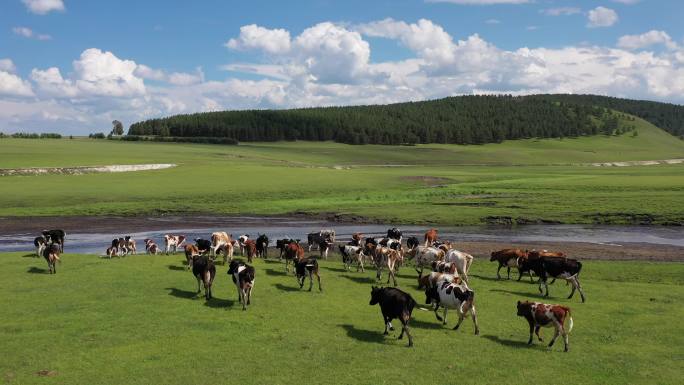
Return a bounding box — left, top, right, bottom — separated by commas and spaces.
0, 115, 683, 225
0, 252, 682, 384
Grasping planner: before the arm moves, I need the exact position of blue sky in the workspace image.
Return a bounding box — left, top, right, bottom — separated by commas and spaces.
1, 0, 683, 134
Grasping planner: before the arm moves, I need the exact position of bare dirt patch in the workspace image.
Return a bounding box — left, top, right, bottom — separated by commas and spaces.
0, 163, 176, 176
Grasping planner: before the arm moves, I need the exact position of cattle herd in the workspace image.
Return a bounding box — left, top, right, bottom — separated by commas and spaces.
30, 227, 584, 352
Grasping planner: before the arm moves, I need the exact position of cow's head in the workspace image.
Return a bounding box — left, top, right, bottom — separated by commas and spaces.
369, 286, 382, 305
517, 300, 532, 316
424, 286, 438, 305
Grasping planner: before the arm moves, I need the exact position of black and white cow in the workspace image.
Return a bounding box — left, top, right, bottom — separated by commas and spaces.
34, 236, 47, 257
228, 260, 255, 310
338, 245, 366, 272
295, 257, 322, 291
520, 257, 586, 302
256, 234, 269, 258
386, 228, 402, 242
307, 230, 335, 252
192, 254, 216, 300
42, 229, 65, 252
369, 286, 415, 347
424, 278, 480, 334
276, 238, 295, 259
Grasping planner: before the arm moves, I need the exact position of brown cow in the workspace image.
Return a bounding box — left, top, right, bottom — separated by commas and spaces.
350, 232, 364, 246
374, 246, 403, 287
424, 228, 438, 247
244, 239, 257, 263
517, 300, 573, 352
490, 248, 528, 280
184, 244, 199, 270
283, 241, 304, 273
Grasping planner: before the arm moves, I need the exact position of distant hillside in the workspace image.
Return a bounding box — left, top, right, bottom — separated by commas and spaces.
128, 94, 684, 145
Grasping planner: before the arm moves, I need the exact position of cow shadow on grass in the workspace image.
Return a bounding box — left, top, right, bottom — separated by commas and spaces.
323, 266, 347, 273
204, 297, 235, 308
262, 259, 281, 264
27, 267, 49, 274
340, 275, 375, 285
470, 274, 505, 282
265, 268, 287, 277
167, 265, 186, 272
489, 288, 542, 298
338, 324, 385, 344
165, 287, 199, 299
482, 335, 529, 349
22, 254, 39, 258
274, 283, 301, 292
408, 317, 444, 330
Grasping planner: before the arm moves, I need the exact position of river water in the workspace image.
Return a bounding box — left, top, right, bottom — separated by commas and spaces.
1, 217, 682, 255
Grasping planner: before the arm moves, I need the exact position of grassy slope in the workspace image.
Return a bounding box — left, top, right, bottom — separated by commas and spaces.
0, 115, 683, 224
0, 252, 682, 385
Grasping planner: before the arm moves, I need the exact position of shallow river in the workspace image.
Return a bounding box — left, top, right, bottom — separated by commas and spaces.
1, 216, 683, 255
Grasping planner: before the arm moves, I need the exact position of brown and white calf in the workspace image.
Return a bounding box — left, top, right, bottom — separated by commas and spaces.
42, 243, 61, 274
164, 235, 186, 255
417, 272, 462, 290
517, 300, 573, 352
144, 239, 160, 255
490, 248, 528, 280
210, 232, 233, 261
374, 247, 403, 287
106, 246, 118, 258
243, 239, 257, 263
184, 244, 199, 270
237, 235, 249, 255
125, 236, 137, 255
283, 241, 304, 273
406, 246, 445, 277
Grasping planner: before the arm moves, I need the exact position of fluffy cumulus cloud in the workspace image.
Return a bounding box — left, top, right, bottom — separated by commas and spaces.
225, 24, 291, 55
587, 6, 619, 28
21, 0, 65, 14
3, 18, 684, 134
617, 30, 678, 51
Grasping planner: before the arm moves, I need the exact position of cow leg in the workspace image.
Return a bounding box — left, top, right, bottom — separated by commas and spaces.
496, 264, 503, 279
401, 312, 413, 347
548, 324, 561, 349
308, 270, 314, 291
507, 266, 511, 280
442, 307, 448, 325
562, 327, 570, 352
196, 277, 202, 293
453, 314, 464, 331
433, 304, 443, 322
517, 267, 524, 281
470, 305, 480, 335
575, 278, 586, 303
528, 322, 535, 345
529, 271, 534, 282
567, 277, 577, 299
535, 326, 543, 342
241, 288, 247, 310
316, 272, 322, 291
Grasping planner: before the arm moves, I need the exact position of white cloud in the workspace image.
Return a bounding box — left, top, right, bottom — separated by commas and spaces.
12, 26, 52, 40
617, 30, 678, 50
21, 0, 64, 15
542, 7, 581, 16
587, 7, 619, 28
485, 19, 501, 24
426, 0, 531, 4
0, 70, 34, 97
225, 24, 291, 54
0, 59, 16, 73
3, 19, 684, 135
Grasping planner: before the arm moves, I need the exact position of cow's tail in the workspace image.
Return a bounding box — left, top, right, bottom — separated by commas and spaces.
562, 307, 573, 333
407, 296, 417, 316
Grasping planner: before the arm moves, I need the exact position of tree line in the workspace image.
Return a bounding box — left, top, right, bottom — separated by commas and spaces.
127, 94, 681, 145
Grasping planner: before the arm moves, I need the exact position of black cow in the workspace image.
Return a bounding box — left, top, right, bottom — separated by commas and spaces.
369, 286, 415, 347
42, 229, 65, 252
192, 254, 216, 300
520, 257, 585, 302
34, 236, 46, 257
406, 236, 420, 250
386, 228, 402, 241
42, 243, 61, 274
228, 260, 255, 310
256, 234, 269, 258
194, 238, 212, 255
295, 257, 322, 291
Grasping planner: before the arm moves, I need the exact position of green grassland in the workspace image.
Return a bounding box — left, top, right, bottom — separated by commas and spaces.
1, 252, 682, 384
0, 115, 683, 224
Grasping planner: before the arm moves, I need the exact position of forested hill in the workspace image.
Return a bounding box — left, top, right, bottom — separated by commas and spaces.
127, 94, 684, 145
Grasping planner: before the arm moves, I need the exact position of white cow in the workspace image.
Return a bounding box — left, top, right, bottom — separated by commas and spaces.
406, 246, 445, 277
444, 249, 474, 283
